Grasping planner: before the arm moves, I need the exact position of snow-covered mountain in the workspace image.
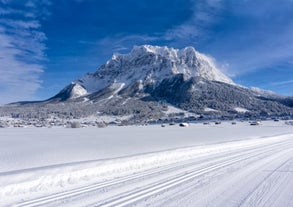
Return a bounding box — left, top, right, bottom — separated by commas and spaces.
6, 45, 292, 120
67, 45, 234, 99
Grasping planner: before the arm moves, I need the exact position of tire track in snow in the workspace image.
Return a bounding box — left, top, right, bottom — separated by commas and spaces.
11, 138, 293, 207
172, 146, 293, 207
96, 142, 293, 207
238, 152, 293, 207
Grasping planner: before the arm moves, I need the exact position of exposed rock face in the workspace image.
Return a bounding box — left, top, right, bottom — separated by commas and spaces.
72, 45, 233, 96
6, 45, 292, 120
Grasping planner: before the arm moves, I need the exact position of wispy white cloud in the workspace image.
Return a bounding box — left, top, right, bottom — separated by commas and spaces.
164, 0, 224, 43
0, 1, 50, 103
92, 34, 159, 56
162, 0, 293, 81
271, 79, 293, 86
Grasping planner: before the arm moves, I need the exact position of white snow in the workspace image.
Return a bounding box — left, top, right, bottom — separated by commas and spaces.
163, 105, 196, 116
70, 114, 131, 124
250, 86, 276, 96
234, 107, 249, 113
75, 45, 234, 95
204, 107, 219, 112
1, 121, 293, 206
105, 82, 125, 100
69, 83, 88, 99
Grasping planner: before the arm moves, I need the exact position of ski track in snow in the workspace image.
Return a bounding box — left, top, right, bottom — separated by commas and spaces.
1, 133, 293, 207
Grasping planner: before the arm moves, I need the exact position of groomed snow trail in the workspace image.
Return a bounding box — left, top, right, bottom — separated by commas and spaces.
2, 134, 293, 207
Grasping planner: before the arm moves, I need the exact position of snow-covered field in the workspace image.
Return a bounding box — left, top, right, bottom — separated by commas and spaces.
1, 121, 293, 206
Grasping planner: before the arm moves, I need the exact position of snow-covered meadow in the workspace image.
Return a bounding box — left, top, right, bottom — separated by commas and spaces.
1, 121, 293, 206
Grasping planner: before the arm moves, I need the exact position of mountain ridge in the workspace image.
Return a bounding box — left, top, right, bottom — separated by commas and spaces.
2, 45, 293, 122
69, 45, 234, 100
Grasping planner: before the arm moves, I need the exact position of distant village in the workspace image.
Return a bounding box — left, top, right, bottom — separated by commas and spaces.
0, 116, 115, 129
1, 113, 292, 129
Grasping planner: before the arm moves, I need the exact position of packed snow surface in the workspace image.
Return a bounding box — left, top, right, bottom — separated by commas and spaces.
1, 121, 293, 206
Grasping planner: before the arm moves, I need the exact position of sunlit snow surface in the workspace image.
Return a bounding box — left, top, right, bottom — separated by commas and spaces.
1, 121, 293, 206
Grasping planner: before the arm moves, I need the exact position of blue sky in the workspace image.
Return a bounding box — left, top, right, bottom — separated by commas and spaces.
0, 0, 293, 103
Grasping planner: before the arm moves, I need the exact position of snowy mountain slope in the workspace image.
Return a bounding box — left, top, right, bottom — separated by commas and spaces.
5, 45, 293, 120
48, 82, 88, 101
73, 45, 234, 96
150, 75, 288, 114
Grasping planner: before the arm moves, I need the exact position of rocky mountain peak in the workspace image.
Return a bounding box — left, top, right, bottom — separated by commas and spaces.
75, 45, 234, 96
9, 45, 292, 120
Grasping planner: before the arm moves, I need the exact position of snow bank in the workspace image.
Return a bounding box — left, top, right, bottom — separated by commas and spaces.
1, 121, 293, 172
1, 133, 292, 206
0, 121, 293, 206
